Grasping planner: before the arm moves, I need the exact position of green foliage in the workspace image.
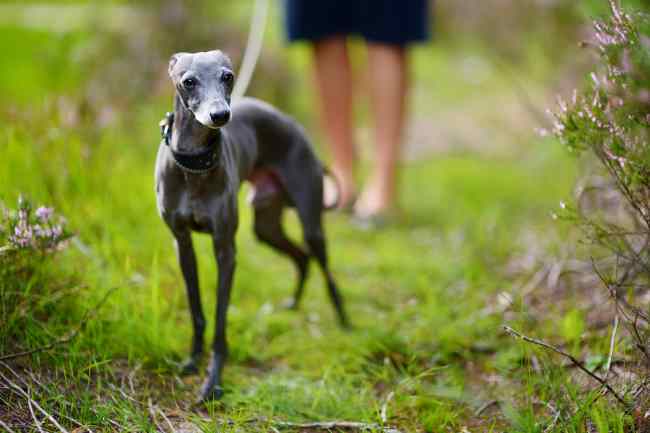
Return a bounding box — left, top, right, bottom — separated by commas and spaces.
0, 26, 89, 103
580, 0, 650, 19
560, 309, 585, 344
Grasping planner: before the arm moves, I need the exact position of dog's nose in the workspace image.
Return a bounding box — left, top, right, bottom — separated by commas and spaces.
210, 109, 231, 125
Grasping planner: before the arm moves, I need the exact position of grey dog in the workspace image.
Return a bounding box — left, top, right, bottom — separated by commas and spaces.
155, 50, 349, 402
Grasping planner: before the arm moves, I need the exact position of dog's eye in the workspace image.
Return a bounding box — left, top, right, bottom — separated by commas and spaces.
221, 71, 234, 85
182, 78, 197, 89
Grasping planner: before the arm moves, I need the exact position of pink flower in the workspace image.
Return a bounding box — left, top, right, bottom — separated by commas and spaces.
35, 206, 54, 222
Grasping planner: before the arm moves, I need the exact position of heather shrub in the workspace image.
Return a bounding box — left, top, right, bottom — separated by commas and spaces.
552, 2, 649, 292
0, 196, 73, 353
551, 0, 650, 422
1, 197, 68, 251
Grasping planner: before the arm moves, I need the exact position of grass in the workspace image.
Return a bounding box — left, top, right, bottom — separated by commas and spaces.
0, 6, 636, 432
0, 112, 598, 432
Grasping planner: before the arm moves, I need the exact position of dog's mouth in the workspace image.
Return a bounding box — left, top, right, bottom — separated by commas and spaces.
193, 109, 231, 129
210, 120, 230, 129
200, 121, 226, 130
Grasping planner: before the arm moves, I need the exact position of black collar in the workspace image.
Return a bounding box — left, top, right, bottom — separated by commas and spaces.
159, 112, 220, 174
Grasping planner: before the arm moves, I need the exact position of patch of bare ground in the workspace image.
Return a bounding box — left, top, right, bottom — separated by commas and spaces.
3, 358, 412, 433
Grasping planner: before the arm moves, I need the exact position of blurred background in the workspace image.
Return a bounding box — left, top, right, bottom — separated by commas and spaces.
1, 0, 649, 431
0, 0, 632, 151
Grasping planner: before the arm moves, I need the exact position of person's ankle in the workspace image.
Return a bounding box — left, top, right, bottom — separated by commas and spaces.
354, 187, 395, 217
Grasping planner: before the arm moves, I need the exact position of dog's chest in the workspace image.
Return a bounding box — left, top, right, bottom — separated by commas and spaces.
159, 172, 234, 234
178, 191, 213, 233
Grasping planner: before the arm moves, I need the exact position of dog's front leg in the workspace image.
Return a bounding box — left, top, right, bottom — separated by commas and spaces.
199, 235, 236, 402
174, 231, 205, 375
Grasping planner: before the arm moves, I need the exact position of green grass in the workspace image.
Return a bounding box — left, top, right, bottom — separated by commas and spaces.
0, 111, 596, 432
0, 10, 636, 433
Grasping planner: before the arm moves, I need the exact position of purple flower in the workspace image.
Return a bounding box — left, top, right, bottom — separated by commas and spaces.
3, 198, 69, 252
51, 225, 63, 239
35, 207, 54, 223
33, 225, 53, 239
10, 224, 34, 248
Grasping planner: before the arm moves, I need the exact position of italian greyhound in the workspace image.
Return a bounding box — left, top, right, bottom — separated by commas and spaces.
155, 50, 349, 402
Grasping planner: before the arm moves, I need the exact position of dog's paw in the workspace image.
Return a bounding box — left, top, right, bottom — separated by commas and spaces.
197, 383, 224, 403
179, 358, 200, 376
338, 316, 353, 331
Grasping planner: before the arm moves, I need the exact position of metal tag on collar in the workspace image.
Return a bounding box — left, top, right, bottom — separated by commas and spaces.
159, 112, 174, 146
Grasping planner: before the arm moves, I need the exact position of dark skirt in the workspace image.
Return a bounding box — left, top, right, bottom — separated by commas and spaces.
284, 0, 431, 46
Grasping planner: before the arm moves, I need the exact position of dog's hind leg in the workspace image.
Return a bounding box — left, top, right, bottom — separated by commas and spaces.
292, 187, 350, 328
173, 231, 205, 375
303, 225, 349, 328
253, 200, 310, 310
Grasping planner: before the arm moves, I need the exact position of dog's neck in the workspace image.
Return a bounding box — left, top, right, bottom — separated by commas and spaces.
170, 95, 223, 153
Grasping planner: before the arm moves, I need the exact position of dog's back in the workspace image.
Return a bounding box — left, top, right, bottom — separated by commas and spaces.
228, 97, 325, 207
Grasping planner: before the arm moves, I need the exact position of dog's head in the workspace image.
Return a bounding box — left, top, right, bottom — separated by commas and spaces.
168, 50, 234, 129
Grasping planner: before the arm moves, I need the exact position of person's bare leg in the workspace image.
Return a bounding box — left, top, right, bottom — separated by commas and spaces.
355, 43, 408, 217
312, 37, 356, 209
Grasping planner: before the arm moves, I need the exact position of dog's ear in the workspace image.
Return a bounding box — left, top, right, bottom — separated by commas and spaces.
168, 52, 189, 78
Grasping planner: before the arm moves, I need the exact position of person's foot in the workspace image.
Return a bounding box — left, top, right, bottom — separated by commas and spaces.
353, 176, 394, 219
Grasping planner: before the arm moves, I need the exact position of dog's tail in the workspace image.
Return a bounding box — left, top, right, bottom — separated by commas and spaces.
323, 168, 341, 211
